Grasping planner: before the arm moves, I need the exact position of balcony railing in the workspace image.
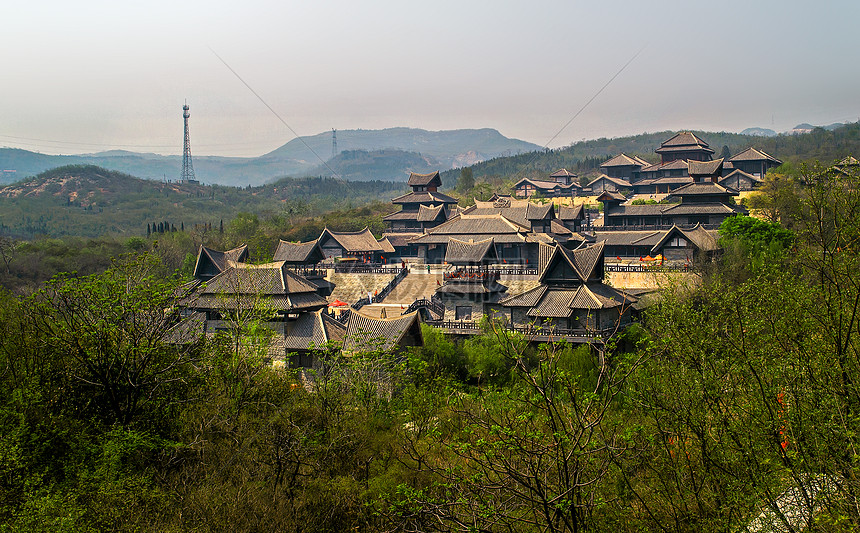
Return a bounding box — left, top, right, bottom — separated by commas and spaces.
425, 320, 620, 340
333, 264, 404, 274
598, 223, 721, 231
604, 263, 692, 273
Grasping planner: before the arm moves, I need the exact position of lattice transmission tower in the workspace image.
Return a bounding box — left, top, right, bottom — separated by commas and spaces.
180, 103, 197, 183
332, 128, 337, 159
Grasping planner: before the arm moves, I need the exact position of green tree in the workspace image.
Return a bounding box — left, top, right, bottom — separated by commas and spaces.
457, 167, 474, 193
28, 253, 199, 427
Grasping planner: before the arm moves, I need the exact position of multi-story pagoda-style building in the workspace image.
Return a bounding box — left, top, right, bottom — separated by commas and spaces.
656, 131, 715, 163
383, 171, 458, 258
384, 171, 457, 233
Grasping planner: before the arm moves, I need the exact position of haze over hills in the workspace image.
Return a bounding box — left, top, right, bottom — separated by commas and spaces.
0, 128, 541, 187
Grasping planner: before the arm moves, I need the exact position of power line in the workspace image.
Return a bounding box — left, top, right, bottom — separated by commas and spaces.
515, 44, 648, 177
208, 47, 341, 179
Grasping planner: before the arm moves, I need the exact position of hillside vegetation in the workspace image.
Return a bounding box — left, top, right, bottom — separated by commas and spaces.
0, 165, 406, 239
1, 163, 860, 531
442, 122, 860, 190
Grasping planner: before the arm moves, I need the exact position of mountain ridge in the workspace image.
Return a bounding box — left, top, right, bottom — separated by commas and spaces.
0, 127, 540, 187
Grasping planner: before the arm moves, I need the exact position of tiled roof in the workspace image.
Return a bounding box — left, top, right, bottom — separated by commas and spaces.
527, 289, 576, 317
718, 169, 762, 186
377, 237, 395, 253
381, 232, 423, 248
604, 203, 666, 217
419, 214, 531, 237
342, 311, 421, 353
557, 204, 584, 220
186, 262, 328, 312
538, 241, 605, 284
499, 285, 547, 307
729, 147, 782, 164
462, 202, 554, 227
193, 244, 249, 279
592, 230, 664, 247
597, 190, 627, 202
392, 191, 458, 205
522, 283, 638, 318
201, 263, 317, 295
407, 171, 441, 187
601, 154, 646, 168
319, 227, 385, 253
444, 237, 497, 264
538, 242, 556, 272
656, 132, 714, 152
166, 311, 206, 344
550, 220, 572, 235
666, 182, 738, 198
550, 168, 577, 178
570, 241, 605, 281
417, 204, 446, 222
273, 240, 324, 264
640, 160, 690, 174
651, 224, 719, 254
190, 292, 326, 312
634, 176, 694, 186
589, 175, 632, 188
382, 210, 420, 221
283, 310, 347, 351
579, 283, 638, 309
687, 158, 724, 176
659, 202, 743, 215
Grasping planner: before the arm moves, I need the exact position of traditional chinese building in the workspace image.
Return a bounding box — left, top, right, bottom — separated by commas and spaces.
409, 213, 553, 264
513, 168, 581, 198
434, 238, 508, 321
656, 131, 715, 163
318, 227, 390, 262
600, 182, 744, 230
498, 241, 638, 333
595, 223, 719, 262
599, 154, 649, 181
726, 147, 782, 177
384, 171, 457, 233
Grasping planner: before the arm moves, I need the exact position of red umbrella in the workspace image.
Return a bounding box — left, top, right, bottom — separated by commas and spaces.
329, 300, 349, 307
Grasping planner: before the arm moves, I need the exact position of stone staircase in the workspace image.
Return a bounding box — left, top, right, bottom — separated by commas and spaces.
325, 271, 397, 305
382, 271, 445, 304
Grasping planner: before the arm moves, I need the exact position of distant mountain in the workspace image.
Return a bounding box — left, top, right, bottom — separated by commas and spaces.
0, 128, 541, 186
266, 127, 540, 171
741, 127, 777, 137
309, 149, 441, 181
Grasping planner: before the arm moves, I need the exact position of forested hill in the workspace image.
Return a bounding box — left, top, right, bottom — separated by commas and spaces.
0, 165, 406, 239
441, 122, 860, 186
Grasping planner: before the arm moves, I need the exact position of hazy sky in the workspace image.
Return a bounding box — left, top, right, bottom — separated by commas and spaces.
3, 0, 859, 157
